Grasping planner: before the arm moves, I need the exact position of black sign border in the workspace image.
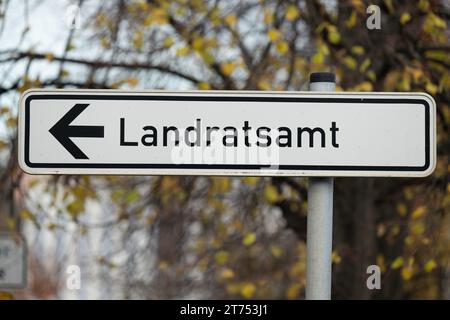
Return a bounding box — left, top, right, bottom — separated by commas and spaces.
24, 94, 431, 172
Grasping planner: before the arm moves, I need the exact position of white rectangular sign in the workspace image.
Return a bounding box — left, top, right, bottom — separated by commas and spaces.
18, 90, 436, 177
0, 233, 27, 289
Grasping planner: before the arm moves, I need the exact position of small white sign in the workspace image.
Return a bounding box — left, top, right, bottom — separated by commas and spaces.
0, 233, 26, 288
18, 90, 436, 177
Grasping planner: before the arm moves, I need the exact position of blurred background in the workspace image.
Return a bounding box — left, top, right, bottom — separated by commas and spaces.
0, 0, 449, 299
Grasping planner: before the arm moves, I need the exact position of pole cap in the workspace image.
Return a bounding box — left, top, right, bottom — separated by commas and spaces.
309, 72, 335, 83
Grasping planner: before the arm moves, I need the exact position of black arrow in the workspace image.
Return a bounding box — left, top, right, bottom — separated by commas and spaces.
49, 104, 104, 159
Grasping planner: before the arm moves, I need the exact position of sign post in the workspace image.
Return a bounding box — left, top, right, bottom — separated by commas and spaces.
306, 72, 335, 300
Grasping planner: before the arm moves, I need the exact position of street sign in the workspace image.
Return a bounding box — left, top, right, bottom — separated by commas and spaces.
0, 233, 27, 288
18, 90, 436, 177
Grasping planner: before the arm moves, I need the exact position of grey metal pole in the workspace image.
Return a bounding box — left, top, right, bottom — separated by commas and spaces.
305, 72, 335, 300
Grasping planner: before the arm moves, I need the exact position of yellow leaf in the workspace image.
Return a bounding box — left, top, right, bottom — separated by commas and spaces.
145, 216, 155, 226
243, 232, 256, 246
220, 268, 235, 279
143, 14, 152, 26
95, 12, 107, 26
264, 9, 273, 25
226, 283, 241, 295
318, 40, 329, 55
396, 203, 407, 216
138, 2, 150, 11
411, 205, 426, 219
425, 81, 438, 94
400, 12, 411, 25
276, 41, 289, 55
20, 209, 33, 220
354, 81, 373, 91
377, 223, 386, 237
440, 73, 450, 91
213, 177, 231, 192
285, 5, 299, 21
399, 75, 411, 91
361, 81, 373, 91
404, 235, 414, 246
126, 78, 139, 87
429, 12, 446, 29
0, 106, 9, 115
198, 82, 211, 90
200, 51, 215, 64
224, 14, 237, 27
0, 139, 9, 150
163, 36, 174, 48
243, 177, 259, 185
424, 259, 437, 272
312, 52, 324, 64
192, 37, 204, 51
401, 266, 414, 281
240, 283, 256, 299
6, 217, 16, 230
176, 47, 189, 56
149, 8, 168, 25
133, 31, 143, 49
418, 0, 430, 12
343, 56, 357, 70
410, 221, 425, 235
0, 292, 14, 300
286, 284, 301, 299
61, 70, 70, 78
67, 199, 85, 216
366, 70, 376, 82
359, 58, 371, 72
47, 223, 57, 231
268, 28, 281, 42
158, 260, 168, 270
332, 250, 342, 264
270, 245, 283, 258
384, 0, 394, 14
100, 36, 110, 49
346, 10, 357, 28
351, 46, 365, 55
327, 28, 341, 44
220, 62, 235, 76
377, 254, 386, 273
391, 256, 404, 269
6, 117, 16, 128
257, 79, 270, 90
215, 250, 229, 265
264, 184, 279, 203
45, 53, 54, 61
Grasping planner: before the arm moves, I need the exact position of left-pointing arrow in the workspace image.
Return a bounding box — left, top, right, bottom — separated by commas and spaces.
49, 104, 104, 160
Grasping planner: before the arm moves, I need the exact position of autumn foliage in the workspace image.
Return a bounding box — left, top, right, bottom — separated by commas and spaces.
0, 0, 449, 299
